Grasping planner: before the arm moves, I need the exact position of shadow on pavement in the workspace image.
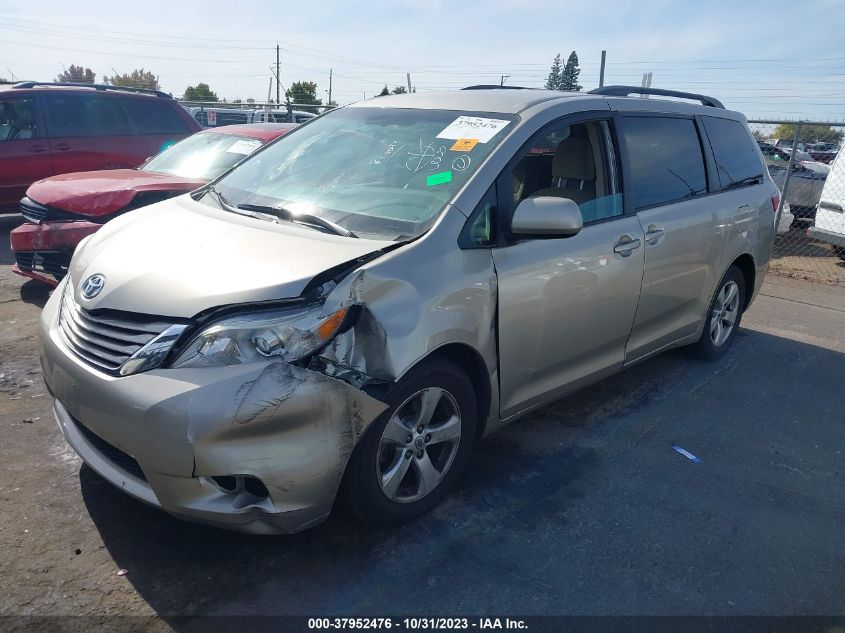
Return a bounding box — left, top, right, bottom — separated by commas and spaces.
19, 279, 52, 308
79, 330, 845, 618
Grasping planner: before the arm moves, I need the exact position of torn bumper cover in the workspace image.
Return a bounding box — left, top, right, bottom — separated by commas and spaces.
38, 292, 387, 534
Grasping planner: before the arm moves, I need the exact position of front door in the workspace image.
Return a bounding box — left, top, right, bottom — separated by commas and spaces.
492, 117, 645, 418
0, 95, 54, 212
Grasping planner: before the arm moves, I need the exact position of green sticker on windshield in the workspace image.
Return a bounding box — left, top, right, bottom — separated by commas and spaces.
427, 171, 453, 187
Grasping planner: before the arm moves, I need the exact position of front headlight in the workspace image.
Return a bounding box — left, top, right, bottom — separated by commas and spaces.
171, 304, 350, 369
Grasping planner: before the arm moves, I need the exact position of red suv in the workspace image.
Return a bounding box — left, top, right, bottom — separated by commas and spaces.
0, 82, 201, 214
11, 123, 296, 285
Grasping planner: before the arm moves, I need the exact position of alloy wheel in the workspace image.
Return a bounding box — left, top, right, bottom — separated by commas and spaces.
376, 387, 462, 503
710, 280, 740, 347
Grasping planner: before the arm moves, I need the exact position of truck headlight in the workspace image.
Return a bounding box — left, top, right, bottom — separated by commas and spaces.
171, 305, 350, 369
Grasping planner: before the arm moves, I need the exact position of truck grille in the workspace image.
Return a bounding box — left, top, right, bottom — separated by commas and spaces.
20, 196, 88, 224
58, 285, 180, 374
15, 251, 70, 280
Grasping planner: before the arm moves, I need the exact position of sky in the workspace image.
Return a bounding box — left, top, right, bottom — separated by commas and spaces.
1, 0, 845, 120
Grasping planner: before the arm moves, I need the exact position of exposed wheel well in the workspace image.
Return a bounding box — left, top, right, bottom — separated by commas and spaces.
430, 344, 492, 438
731, 254, 756, 311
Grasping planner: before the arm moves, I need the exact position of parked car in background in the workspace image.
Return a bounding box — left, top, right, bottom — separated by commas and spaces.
809, 148, 845, 260
806, 142, 840, 165
777, 201, 795, 235
185, 106, 317, 128
759, 142, 829, 220
11, 123, 296, 285
0, 82, 201, 213
38, 86, 777, 534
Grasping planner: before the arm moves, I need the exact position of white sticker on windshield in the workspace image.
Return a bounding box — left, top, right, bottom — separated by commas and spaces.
436, 116, 511, 143
226, 139, 263, 155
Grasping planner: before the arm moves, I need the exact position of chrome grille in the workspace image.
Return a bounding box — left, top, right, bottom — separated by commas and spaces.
20, 197, 49, 223
58, 285, 180, 374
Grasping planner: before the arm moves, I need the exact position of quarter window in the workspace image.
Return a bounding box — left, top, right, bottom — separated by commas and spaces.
44, 94, 131, 137
122, 98, 192, 134
620, 117, 707, 210
701, 116, 764, 189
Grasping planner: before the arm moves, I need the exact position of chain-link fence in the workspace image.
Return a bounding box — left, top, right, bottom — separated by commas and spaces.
748, 119, 845, 286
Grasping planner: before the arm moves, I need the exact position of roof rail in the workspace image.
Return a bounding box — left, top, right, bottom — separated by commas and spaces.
461, 85, 534, 91
589, 85, 724, 109
12, 82, 171, 99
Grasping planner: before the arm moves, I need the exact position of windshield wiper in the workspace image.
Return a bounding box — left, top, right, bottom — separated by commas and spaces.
237, 203, 358, 238
203, 185, 277, 222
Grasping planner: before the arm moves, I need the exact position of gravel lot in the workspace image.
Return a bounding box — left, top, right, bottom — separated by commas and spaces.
2, 215, 844, 626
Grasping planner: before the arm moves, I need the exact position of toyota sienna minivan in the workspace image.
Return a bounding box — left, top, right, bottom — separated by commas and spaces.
38, 86, 778, 534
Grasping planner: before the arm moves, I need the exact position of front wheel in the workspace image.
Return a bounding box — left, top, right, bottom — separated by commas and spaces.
343, 358, 477, 526
692, 266, 746, 360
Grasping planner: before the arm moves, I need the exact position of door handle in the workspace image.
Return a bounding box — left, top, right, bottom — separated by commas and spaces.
613, 236, 642, 255
54, 143, 71, 151
644, 224, 665, 245
27, 144, 48, 153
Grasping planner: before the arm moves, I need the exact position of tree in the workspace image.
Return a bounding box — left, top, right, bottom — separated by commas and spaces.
560, 51, 582, 91
545, 53, 563, 90
772, 123, 843, 144
379, 85, 390, 96
391, 86, 407, 94
56, 64, 95, 84
183, 82, 218, 102
103, 68, 159, 90
285, 81, 322, 113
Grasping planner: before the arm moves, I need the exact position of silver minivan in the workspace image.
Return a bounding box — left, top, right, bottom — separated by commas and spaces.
38, 86, 778, 534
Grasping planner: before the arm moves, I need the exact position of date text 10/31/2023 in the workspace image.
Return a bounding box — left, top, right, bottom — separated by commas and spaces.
307, 617, 528, 630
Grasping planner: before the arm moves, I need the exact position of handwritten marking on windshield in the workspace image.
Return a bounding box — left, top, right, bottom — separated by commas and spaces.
370, 140, 407, 166
451, 155, 471, 171
407, 140, 446, 173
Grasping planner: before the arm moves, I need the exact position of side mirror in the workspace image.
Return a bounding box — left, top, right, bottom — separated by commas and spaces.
511, 196, 583, 237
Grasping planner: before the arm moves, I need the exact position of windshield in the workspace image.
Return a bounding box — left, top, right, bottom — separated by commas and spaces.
209, 107, 516, 240
143, 132, 265, 180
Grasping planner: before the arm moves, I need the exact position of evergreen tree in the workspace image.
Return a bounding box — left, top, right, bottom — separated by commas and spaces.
560, 51, 582, 91
379, 85, 390, 96
545, 54, 563, 90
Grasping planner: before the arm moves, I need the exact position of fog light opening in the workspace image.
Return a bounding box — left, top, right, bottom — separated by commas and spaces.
210, 475, 269, 500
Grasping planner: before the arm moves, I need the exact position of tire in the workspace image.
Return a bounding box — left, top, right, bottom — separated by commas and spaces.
833, 246, 845, 262
343, 357, 477, 526
692, 265, 746, 361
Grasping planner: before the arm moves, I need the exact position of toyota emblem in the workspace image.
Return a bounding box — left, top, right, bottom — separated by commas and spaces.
81, 274, 105, 299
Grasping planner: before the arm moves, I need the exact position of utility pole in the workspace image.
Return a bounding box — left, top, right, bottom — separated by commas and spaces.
640, 72, 653, 96
406, 72, 412, 93
500, 74, 510, 86
599, 50, 606, 88
327, 68, 333, 106
276, 44, 281, 105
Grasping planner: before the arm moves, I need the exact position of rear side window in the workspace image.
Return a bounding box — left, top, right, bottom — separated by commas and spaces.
620, 117, 707, 210
121, 97, 191, 134
44, 94, 131, 137
701, 116, 764, 189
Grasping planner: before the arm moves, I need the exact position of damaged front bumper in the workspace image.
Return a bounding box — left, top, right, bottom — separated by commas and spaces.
38, 289, 387, 534
11, 221, 101, 286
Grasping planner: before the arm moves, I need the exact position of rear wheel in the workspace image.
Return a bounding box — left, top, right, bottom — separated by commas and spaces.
343, 358, 477, 526
692, 265, 746, 360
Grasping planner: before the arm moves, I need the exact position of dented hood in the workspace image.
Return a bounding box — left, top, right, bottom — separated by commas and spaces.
27, 169, 208, 217
69, 195, 393, 317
